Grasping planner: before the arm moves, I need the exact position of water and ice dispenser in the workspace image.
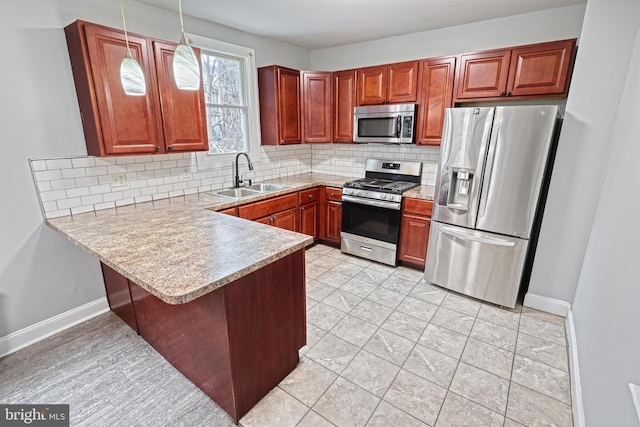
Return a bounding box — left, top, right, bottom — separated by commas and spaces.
437, 167, 474, 210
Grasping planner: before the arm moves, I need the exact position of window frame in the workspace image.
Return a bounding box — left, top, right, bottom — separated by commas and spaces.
187, 33, 262, 170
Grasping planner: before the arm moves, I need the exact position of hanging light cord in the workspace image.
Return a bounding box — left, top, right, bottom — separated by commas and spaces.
119, 0, 132, 55
178, 0, 187, 40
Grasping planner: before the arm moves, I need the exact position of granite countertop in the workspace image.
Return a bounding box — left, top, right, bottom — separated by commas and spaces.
45, 173, 356, 305
403, 185, 435, 201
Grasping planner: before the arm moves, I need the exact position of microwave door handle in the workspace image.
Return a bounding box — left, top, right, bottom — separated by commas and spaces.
395, 115, 402, 138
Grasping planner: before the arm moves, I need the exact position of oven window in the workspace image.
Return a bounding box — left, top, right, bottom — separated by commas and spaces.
357, 117, 395, 138
341, 201, 401, 244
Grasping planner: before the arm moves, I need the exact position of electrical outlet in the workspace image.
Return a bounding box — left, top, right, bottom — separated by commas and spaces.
110, 172, 127, 187
182, 168, 191, 179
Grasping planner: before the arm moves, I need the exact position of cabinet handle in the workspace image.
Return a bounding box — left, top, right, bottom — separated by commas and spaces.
280, 140, 284, 144
156, 146, 161, 152
301, 207, 304, 211
500, 91, 506, 96
167, 145, 173, 151
308, 194, 312, 199
507, 91, 512, 96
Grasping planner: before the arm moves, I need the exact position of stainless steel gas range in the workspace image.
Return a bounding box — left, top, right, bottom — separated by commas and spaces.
341, 159, 423, 266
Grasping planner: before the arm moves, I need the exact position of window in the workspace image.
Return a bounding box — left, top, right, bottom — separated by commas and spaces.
187, 34, 261, 169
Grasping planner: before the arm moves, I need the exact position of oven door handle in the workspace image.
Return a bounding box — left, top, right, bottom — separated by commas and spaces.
342, 195, 402, 210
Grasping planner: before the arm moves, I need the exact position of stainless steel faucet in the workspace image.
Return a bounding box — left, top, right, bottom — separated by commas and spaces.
234, 153, 254, 188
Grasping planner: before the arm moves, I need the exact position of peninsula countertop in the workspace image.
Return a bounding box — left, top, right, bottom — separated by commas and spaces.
45, 173, 434, 305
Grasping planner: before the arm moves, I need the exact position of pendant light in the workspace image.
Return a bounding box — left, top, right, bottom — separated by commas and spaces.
119, 0, 146, 96
172, 0, 201, 90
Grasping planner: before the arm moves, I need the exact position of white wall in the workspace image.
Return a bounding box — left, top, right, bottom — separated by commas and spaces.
310, 5, 585, 70
528, 0, 640, 305
0, 0, 309, 347
571, 24, 640, 427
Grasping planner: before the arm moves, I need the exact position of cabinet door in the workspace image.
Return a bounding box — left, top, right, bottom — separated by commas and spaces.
278, 67, 302, 144
417, 57, 455, 146
325, 201, 342, 243
300, 202, 318, 239
386, 60, 420, 104
507, 39, 576, 97
357, 65, 386, 105
302, 71, 332, 143
333, 70, 357, 143
455, 49, 511, 100
398, 213, 431, 268
153, 41, 209, 153
81, 23, 163, 155
272, 207, 298, 232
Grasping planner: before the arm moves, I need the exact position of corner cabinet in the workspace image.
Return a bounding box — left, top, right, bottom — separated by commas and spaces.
416, 56, 455, 146
357, 60, 420, 105
301, 71, 332, 143
258, 66, 302, 145
398, 198, 433, 269
321, 187, 343, 244
454, 39, 576, 102
332, 69, 357, 143
64, 20, 208, 156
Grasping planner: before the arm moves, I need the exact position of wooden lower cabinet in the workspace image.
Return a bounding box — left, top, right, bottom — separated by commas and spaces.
398, 198, 433, 269
271, 207, 298, 231
324, 201, 342, 244
300, 202, 319, 239
217, 207, 238, 216
100, 251, 306, 423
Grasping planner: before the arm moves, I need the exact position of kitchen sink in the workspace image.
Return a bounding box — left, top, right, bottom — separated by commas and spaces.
215, 188, 262, 199
246, 183, 288, 192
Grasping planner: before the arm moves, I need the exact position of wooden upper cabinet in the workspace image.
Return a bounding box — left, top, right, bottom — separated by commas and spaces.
416, 56, 455, 146
66, 21, 163, 156
357, 60, 419, 105
258, 65, 301, 145
455, 49, 511, 100
332, 69, 357, 143
153, 41, 208, 153
387, 61, 420, 103
507, 39, 576, 97
302, 71, 332, 143
64, 20, 209, 157
455, 39, 576, 102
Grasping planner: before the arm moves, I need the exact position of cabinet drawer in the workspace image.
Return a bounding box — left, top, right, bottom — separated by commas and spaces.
325, 187, 342, 202
403, 198, 433, 216
238, 193, 298, 220
300, 188, 320, 204
217, 207, 238, 216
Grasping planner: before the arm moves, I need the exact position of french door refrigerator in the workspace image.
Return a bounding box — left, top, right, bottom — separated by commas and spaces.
425, 105, 559, 308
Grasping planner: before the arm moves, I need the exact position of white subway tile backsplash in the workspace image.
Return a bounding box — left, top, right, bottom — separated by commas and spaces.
81, 194, 104, 205
46, 159, 73, 170
40, 190, 67, 202
33, 143, 431, 219
66, 187, 91, 198
71, 157, 96, 168
31, 160, 48, 171
85, 166, 108, 176
47, 209, 72, 219
75, 176, 99, 187
57, 198, 82, 209
94, 201, 116, 211
71, 205, 95, 215
35, 170, 62, 181
50, 179, 77, 190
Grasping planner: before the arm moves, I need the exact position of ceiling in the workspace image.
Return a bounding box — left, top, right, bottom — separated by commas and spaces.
138, 0, 586, 50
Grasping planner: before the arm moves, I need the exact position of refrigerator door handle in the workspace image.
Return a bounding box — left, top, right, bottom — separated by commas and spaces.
439, 224, 516, 247
479, 122, 500, 218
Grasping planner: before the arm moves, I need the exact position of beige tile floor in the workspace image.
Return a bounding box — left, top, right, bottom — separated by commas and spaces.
240, 243, 573, 427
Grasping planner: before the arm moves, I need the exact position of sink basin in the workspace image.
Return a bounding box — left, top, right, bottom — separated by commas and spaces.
215, 188, 262, 199
246, 183, 288, 192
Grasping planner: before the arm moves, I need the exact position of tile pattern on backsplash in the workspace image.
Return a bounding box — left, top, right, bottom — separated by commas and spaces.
29, 143, 440, 219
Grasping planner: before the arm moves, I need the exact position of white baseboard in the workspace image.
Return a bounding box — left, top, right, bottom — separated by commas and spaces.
566, 310, 586, 427
0, 297, 110, 358
523, 292, 571, 317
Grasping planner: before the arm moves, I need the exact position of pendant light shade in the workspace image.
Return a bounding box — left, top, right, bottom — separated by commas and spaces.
119, 0, 146, 96
173, 0, 200, 90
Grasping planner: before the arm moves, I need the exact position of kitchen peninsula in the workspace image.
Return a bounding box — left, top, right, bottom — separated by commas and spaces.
45, 190, 314, 423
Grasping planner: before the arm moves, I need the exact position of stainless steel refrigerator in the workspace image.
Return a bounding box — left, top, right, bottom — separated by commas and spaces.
425, 105, 559, 308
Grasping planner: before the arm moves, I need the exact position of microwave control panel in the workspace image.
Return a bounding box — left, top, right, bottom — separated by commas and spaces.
402, 116, 413, 138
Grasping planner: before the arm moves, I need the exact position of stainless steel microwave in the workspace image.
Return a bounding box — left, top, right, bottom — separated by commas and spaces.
353, 103, 417, 144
